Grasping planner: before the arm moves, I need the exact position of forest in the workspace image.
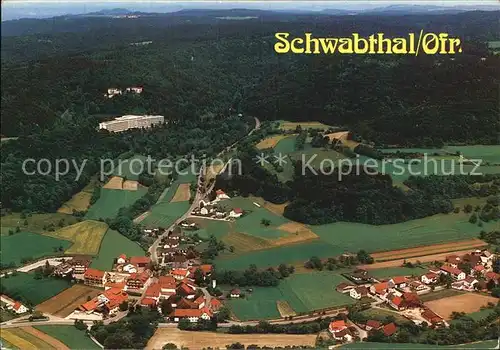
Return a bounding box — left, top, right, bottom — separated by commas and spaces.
1, 10, 499, 146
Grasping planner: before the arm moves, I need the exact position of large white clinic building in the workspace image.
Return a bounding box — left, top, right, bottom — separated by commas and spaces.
98, 115, 164, 132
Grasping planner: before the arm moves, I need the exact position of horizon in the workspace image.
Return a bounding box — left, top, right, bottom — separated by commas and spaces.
2, 0, 499, 21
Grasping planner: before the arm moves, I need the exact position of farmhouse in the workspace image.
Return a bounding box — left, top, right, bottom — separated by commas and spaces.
230, 289, 241, 298
169, 308, 213, 323
78, 288, 128, 317
177, 282, 196, 298
171, 268, 190, 280
229, 208, 243, 218
370, 282, 389, 298
364, 320, 382, 331
117, 254, 127, 264
389, 276, 408, 289
421, 272, 438, 285
129, 256, 151, 269
336, 283, 355, 293
440, 265, 466, 280
84, 268, 107, 287
328, 320, 353, 342
387, 294, 404, 311
445, 255, 461, 268
350, 286, 369, 300
159, 276, 177, 297
215, 189, 230, 200
126, 271, 151, 290
1, 296, 28, 314
421, 308, 444, 326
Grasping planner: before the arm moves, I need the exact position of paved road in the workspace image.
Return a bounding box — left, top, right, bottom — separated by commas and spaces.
148, 117, 260, 264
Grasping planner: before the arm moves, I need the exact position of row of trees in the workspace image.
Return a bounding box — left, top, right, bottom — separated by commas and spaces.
214, 264, 295, 287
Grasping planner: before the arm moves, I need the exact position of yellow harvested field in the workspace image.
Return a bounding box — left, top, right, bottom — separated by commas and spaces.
424, 293, 499, 320
147, 328, 316, 349
0, 327, 56, 350
272, 222, 318, 246
223, 231, 272, 252
103, 176, 124, 189
280, 121, 331, 131
171, 183, 191, 202
57, 192, 92, 214
256, 135, 289, 149
36, 284, 102, 317
57, 180, 97, 214
277, 300, 296, 317
45, 220, 108, 255
325, 131, 349, 141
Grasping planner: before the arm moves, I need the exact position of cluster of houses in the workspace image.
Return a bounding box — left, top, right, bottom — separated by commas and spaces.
0, 295, 29, 315
157, 229, 201, 267
139, 265, 223, 323
104, 86, 143, 98
192, 189, 244, 219
328, 319, 398, 343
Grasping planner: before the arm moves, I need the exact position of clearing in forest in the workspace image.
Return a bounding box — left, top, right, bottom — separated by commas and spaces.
279, 121, 332, 131
256, 135, 289, 149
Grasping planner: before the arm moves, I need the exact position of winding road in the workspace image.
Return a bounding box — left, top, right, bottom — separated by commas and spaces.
148, 117, 260, 264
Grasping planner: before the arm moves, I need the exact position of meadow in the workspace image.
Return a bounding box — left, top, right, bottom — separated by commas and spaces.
45, 220, 108, 255
1, 272, 71, 305
226, 272, 355, 320
0, 213, 78, 234
278, 120, 332, 131
34, 326, 100, 349
112, 154, 148, 180
85, 187, 148, 220
1, 231, 71, 266
90, 229, 145, 270
0, 327, 58, 350
141, 201, 191, 228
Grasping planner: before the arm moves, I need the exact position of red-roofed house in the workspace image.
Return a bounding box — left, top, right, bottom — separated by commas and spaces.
193, 296, 205, 309
117, 254, 127, 264
229, 208, 243, 218
421, 308, 444, 326
144, 283, 161, 299
370, 282, 389, 298
209, 298, 222, 312
402, 292, 421, 308
328, 320, 352, 342
365, 320, 382, 331
126, 271, 151, 290
485, 271, 500, 283
84, 268, 107, 287
140, 298, 157, 308
421, 272, 438, 285
350, 286, 369, 300
440, 265, 466, 280
104, 289, 128, 314
0, 295, 16, 307
170, 307, 212, 323
383, 323, 397, 336
445, 255, 461, 268
389, 276, 408, 288
12, 302, 28, 314
230, 289, 241, 298
158, 275, 177, 298
473, 265, 485, 275
215, 189, 230, 200
129, 256, 151, 269
387, 294, 404, 311
177, 283, 196, 298
171, 269, 190, 281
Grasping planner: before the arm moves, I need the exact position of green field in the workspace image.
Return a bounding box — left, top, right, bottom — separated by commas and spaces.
34, 325, 100, 349
215, 240, 342, 270
0, 272, 71, 306
113, 154, 148, 180
90, 229, 145, 270
309, 212, 496, 253
85, 188, 147, 220
142, 201, 191, 228
0, 213, 78, 234
227, 272, 355, 320
273, 135, 298, 155
278, 272, 356, 312
1, 231, 72, 267
226, 287, 283, 321
218, 197, 290, 239
445, 145, 500, 164
365, 267, 427, 279
450, 308, 497, 324
359, 308, 411, 324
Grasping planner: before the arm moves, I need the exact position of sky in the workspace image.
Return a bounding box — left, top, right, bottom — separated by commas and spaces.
1, 0, 498, 21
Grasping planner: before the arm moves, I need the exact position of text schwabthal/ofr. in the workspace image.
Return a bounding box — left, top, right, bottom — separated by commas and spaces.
274, 32, 463, 55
